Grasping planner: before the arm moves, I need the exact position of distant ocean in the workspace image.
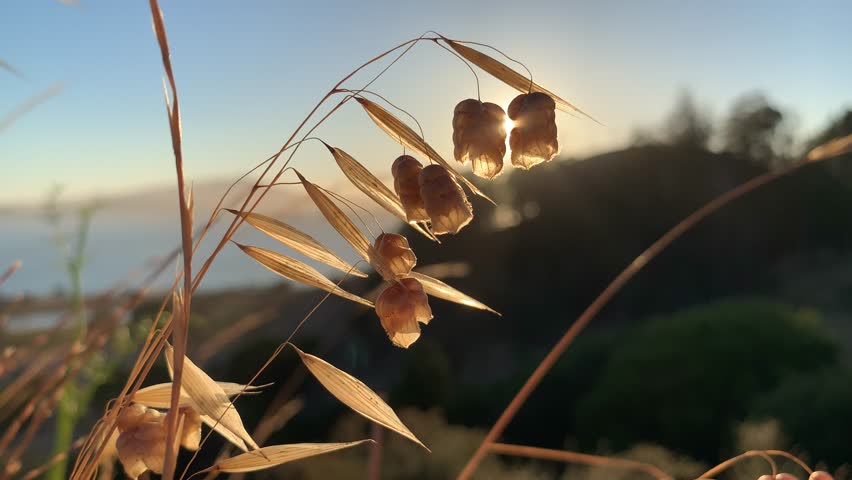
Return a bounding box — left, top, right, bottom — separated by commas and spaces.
0, 213, 384, 297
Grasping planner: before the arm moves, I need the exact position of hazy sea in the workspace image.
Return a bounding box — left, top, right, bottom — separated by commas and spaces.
0, 213, 379, 297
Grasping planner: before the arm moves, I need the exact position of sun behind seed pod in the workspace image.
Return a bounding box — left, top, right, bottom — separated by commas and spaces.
453, 99, 507, 179
371, 233, 416, 280
809, 472, 834, 480
376, 277, 433, 348
508, 91, 558, 170
418, 164, 473, 235
392, 155, 430, 223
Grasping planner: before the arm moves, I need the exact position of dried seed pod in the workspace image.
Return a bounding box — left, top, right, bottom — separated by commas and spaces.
453, 99, 507, 179
115, 405, 167, 480
809, 472, 834, 480
775, 474, 799, 480
179, 407, 202, 451
418, 164, 473, 235
376, 277, 433, 348
371, 233, 416, 280
391, 155, 430, 223
508, 91, 558, 170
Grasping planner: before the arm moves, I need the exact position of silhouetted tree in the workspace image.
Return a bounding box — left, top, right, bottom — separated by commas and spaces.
723, 92, 792, 166
664, 91, 713, 149
807, 109, 852, 151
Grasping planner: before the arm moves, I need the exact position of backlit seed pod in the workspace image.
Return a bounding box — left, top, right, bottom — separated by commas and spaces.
776, 474, 799, 480
810, 472, 834, 480
508, 91, 558, 170
375, 277, 433, 348
179, 407, 202, 451
453, 99, 507, 179
391, 155, 430, 223
371, 233, 416, 280
418, 164, 473, 235
115, 405, 167, 480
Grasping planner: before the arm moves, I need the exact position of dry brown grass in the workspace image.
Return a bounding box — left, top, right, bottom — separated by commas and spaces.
3, 2, 852, 479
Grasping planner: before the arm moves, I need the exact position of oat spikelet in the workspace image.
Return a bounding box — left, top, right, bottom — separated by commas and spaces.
376, 277, 433, 348
508, 92, 559, 170
291, 345, 427, 448
228, 210, 368, 278
163, 344, 259, 451
326, 144, 435, 240
453, 99, 507, 179
237, 243, 373, 307
445, 39, 598, 122
410, 271, 499, 315
205, 441, 373, 473
369, 233, 416, 281
355, 96, 494, 203
295, 170, 372, 261
418, 165, 474, 235
391, 155, 430, 223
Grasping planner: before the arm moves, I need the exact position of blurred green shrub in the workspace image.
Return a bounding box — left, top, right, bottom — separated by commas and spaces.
575, 299, 838, 460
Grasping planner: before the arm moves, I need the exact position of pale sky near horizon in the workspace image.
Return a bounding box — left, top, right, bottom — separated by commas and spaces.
2, 0, 851, 206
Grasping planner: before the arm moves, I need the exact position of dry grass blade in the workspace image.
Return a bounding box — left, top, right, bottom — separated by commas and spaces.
199, 415, 248, 452
132, 382, 269, 409
237, 243, 373, 307
354, 97, 494, 204
445, 40, 598, 123
0, 59, 25, 80
409, 272, 499, 315
163, 344, 260, 451
227, 209, 368, 278
324, 144, 436, 241
807, 132, 852, 162
0, 82, 63, 134
291, 344, 427, 450
205, 440, 373, 473
295, 170, 372, 261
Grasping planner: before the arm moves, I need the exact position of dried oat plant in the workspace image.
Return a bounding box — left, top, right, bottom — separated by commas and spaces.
3, 2, 852, 480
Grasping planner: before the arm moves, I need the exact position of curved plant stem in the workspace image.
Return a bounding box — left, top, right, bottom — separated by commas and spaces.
490, 443, 673, 480
698, 450, 779, 479
765, 450, 813, 475
456, 155, 840, 480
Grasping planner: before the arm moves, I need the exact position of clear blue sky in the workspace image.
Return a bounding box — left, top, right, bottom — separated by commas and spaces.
3, 0, 851, 205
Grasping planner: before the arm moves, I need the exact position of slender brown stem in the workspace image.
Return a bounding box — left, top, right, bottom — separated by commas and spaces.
765, 450, 813, 475
147, 1, 194, 478
366, 416, 385, 480
490, 443, 673, 480
0, 261, 21, 287
457, 157, 831, 479
698, 450, 779, 479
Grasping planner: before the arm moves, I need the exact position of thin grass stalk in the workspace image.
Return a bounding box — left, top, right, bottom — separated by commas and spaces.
489, 443, 673, 480
456, 154, 842, 480
697, 450, 784, 479
0, 261, 21, 287
366, 405, 385, 480
765, 450, 814, 475
146, 2, 195, 478
0, 82, 64, 133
